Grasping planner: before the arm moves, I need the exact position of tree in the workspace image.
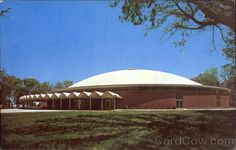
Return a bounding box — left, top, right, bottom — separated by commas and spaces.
39, 82, 53, 93
53, 80, 73, 89
0, 70, 12, 105
0, 70, 74, 105
221, 64, 235, 106
22, 78, 41, 94
0, 8, 11, 17
53, 81, 64, 89
63, 80, 73, 88
0, 70, 24, 105
192, 68, 220, 86
8, 76, 23, 104
111, 0, 235, 47
220, 31, 236, 106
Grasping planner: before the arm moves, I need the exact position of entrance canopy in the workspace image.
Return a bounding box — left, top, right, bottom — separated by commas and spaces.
90, 91, 103, 99
60, 92, 70, 98
79, 92, 92, 99
102, 91, 123, 99
52, 93, 61, 99
39, 94, 46, 99
20, 91, 122, 102
69, 92, 80, 98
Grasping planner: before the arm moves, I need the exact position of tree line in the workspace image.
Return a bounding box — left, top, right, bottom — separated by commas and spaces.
191, 67, 235, 107
0, 70, 73, 106
1, 66, 235, 107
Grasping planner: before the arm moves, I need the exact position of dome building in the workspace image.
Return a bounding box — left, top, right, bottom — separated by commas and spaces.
19, 69, 231, 109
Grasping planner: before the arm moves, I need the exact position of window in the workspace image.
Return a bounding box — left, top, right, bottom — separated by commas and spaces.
176, 91, 183, 99
105, 100, 112, 110
176, 91, 183, 108
176, 99, 183, 108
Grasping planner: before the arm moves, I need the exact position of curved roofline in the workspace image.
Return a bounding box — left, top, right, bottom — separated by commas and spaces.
70, 69, 202, 88
57, 84, 230, 93
200, 85, 231, 92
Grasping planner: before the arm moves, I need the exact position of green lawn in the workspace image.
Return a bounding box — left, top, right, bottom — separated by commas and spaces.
1, 110, 236, 149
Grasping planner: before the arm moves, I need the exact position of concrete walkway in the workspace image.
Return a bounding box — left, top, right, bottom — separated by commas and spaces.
1, 108, 236, 113
1, 109, 80, 113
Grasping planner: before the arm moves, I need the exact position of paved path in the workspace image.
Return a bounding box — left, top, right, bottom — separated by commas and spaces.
1, 109, 76, 113
1, 108, 236, 113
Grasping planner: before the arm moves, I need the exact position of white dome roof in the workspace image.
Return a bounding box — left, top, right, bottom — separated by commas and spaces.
70, 69, 202, 88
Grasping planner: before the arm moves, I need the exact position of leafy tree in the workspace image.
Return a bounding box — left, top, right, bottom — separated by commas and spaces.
0, 70, 12, 105
221, 64, 235, 90
223, 31, 236, 62
53, 81, 64, 89
192, 68, 220, 86
220, 31, 235, 106
8, 76, 23, 104
0, 70, 24, 105
220, 64, 236, 106
22, 78, 41, 94
1, 70, 68, 105
63, 80, 73, 88
0, 8, 11, 17
111, 0, 235, 47
40, 82, 53, 93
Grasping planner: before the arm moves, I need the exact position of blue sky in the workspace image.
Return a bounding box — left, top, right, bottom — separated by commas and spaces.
1, 1, 229, 84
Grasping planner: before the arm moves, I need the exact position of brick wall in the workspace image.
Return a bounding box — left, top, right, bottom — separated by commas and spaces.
113, 89, 230, 109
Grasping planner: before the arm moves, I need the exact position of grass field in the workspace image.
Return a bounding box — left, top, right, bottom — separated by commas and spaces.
1, 110, 236, 149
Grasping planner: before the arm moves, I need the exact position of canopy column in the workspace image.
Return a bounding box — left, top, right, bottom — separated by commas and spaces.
113, 98, 116, 110
78, 98, 80, 110
101, 98, 103, 110
89, 98, 91, 110
26, 101, 28, 109
68, 92, 81, 110
60, 98, 62, 110
46, 99, 48, 109
52, 99, 55, 109
28, 101, 31, 109
69, 97, 71, 110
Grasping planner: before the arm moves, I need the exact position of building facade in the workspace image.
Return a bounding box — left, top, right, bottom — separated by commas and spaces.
19, 69, 231, 109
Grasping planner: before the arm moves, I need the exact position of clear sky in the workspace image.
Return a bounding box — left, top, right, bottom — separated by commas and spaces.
0, 1, 229, 84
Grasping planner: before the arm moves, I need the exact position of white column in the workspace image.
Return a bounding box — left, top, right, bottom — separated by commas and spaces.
78, 98, 80, 110
113, 99, 116, 110
89, 98, 91, 110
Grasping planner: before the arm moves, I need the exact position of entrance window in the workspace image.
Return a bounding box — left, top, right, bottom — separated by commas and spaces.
176, 99, 183, 108
176, 91, 183, 108
105, 100, 112, 110
176, 91, 183, 99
